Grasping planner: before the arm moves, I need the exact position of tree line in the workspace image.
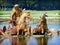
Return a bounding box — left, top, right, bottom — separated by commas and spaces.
0, 0, 59, 10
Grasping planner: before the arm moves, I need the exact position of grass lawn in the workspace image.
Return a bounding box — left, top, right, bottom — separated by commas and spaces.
0, 10, 60, 19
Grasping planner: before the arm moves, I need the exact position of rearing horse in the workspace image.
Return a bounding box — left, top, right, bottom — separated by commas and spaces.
16, 12, 33, 35
33, 14, 48, 35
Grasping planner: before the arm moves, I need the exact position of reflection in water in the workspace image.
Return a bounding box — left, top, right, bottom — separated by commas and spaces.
0, 35, 60, 45
0, 22, 60, 45
11, 37, 26, 45
26, 37, 38, 45
0, 36, 48, 45
11, 37, 38, 45
0, 37, 11, 45
47, 34, 60, 45
35, 37, 48, 45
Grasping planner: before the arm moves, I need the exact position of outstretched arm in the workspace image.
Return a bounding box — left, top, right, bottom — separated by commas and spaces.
10, 10, 15, 20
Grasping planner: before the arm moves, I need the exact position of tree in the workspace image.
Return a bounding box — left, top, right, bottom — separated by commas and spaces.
0, 0, 2, 9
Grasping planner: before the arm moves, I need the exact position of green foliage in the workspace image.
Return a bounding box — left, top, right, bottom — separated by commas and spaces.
0, 0, 59, 10
0, 0, 2, 5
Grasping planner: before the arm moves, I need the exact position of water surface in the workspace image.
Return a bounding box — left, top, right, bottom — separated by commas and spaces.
0, 22, 60, 30
0, 22, 60, 45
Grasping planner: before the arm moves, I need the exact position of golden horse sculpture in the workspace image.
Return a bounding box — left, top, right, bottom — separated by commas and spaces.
16, 12, 33, 36
33, 14, 48, 35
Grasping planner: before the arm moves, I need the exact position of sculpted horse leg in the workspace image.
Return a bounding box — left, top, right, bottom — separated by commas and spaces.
16, 25, 20, 35
24, 25, 31, 36
16, 24, 24, 35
